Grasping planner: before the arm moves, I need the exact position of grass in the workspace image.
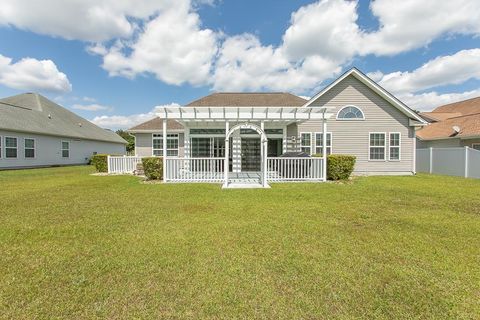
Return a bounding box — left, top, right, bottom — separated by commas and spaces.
0, 166, 479, 319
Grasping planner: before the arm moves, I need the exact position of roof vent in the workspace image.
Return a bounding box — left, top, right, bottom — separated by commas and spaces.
452, 125, 461, 133
78, 122, 82, 127
48, 114, 52, 119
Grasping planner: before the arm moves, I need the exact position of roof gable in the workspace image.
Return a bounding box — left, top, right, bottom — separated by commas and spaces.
303, 68, 426, 124
0, 93, 126, 144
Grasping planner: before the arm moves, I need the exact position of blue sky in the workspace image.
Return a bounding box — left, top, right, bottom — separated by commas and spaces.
0, 0, 479, 129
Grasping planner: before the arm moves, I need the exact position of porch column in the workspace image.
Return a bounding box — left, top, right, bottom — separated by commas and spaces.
322, 115, 327, 182
224, 121, 229, 187
163, 118, 167, 182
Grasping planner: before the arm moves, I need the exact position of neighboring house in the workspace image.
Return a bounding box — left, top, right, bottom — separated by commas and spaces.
0, 93, 126, 169
417, 97, 480, 150
127, 68, 426, 184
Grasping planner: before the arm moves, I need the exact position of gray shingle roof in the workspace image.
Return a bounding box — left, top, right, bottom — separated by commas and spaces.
0, 93, 126, 144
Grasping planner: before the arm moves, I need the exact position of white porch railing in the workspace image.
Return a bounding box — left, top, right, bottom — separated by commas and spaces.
164, 157, 224, 182
267, 157, 325, 181
107, 155, 142, 174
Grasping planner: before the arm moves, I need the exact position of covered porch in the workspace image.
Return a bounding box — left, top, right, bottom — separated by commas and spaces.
156, 106, 333, 188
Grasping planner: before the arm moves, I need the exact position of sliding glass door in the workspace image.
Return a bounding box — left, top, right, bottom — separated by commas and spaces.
191, 137, 225, 158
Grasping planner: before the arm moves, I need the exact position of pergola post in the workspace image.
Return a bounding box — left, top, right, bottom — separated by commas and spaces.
261, 121, 268, 187
322, 115, 327, 182
163, 118, 167, 182
224, 121, 229, 187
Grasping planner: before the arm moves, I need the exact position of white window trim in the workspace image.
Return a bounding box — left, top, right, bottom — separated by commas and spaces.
314, 132, 333, 155
336, 105, 365, 121
24, 138, 36, 159
299, 132, 312, 154
5, 136, 18, 159
388, 132, 401, 161
61, 141, 70, 158
0, 135, 2, 159
368, 132, 386, 161
152, 133, 179, 157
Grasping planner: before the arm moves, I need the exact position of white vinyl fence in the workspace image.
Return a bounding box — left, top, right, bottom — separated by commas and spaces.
107, 156, 142, 174
267, 157, 325, 181
416, 147, 480, 179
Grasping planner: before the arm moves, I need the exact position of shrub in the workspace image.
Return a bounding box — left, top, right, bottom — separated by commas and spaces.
142, 157, 163, 180
91, 154, 109, 172
326, 154, 356, 180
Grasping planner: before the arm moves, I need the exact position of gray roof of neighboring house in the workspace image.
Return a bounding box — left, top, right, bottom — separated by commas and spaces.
0, 93, 126, 144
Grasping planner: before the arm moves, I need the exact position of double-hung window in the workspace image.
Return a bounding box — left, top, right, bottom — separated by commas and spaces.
314, 133, 332, 155
152, 134, 179, 156
5, 137, 18, 158
300, 133, 312, 154
24, 138, 35, 158
389, 133, 401, 161
369, 133, 386, 160
61, 141, 70, 158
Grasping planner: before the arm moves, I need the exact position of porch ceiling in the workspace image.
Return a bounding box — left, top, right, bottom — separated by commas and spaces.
155, 106, 334, 122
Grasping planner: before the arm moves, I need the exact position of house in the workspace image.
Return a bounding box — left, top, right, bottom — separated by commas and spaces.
0, 93, 126, 169
127, 68, 427, 187
417, 97, 480, 150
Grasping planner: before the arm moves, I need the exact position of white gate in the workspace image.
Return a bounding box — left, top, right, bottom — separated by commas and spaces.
107, 156, 142, 174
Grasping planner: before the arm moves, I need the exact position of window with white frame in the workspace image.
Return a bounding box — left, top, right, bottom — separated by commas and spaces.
24, 138, 35, 158
389, 133, 400, 160
5, 137, 17, 158
369, 133, 386, 160
337, 105, 364, 120
152, 133, 179, 156
0, 136, 2, 158
300, 133, 312, 154
472, 144, 480, 151
61, 141, 70, 158
314, 133, 332, 155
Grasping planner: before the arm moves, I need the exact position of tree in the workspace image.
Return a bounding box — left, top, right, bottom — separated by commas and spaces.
116, 130, 135, 153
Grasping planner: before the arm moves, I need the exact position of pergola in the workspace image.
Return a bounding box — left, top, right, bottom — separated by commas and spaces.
156, 106, 334, 187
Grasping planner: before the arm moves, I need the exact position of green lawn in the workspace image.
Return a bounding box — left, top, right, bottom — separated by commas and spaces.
1, 166, 479, 319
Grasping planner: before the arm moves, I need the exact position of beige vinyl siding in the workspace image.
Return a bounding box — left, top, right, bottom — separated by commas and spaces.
417, 138, 461, 148
134, 132, 184, 157
296, 75, 415, 174
418, 138, 480, 149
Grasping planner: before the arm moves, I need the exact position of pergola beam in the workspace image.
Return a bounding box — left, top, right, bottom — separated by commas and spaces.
158, 106, 334, 121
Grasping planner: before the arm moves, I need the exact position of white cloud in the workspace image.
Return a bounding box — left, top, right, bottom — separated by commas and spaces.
91, 103, 180, 129
282, 0, 361, 61
0, 0, 179, 42
0, 54, 71, 92
2, 0, 480, 94
371, 49, 480, 94
99, 5, 218, 86
212, 34, 341, 92
72, 103, 113, 112
213, 0, 480, 92
362, 0, 480, 55
82, 96, 97, 102
398, 89, 480, 111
